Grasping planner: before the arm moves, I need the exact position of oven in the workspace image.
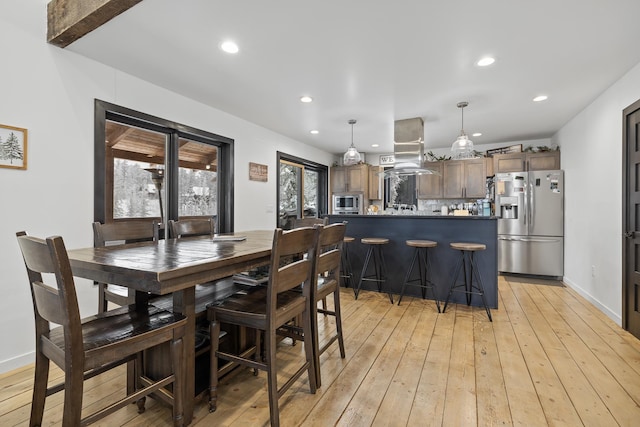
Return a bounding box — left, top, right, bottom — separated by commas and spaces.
333, 193, 363, 214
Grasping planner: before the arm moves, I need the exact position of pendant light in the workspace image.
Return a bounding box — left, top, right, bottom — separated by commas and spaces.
343, 119, 362, 165
450, 101, 475, 159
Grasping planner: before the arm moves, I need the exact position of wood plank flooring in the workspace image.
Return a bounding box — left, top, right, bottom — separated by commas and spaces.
2, 275, 640, 426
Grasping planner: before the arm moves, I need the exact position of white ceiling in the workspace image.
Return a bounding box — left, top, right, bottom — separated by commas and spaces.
67, 0, 640, 156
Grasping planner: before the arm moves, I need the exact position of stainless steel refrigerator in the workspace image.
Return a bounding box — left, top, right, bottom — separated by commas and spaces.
495, 170, 564, 278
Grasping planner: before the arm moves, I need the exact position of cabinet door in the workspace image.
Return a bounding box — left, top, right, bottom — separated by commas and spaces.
368, 166, 382, 200
347, 164, 369, 192
493, 153, 525, 173
417, 162, 443, 198
443, 161, 464, 198
463, 159, 487, 198
527, 151, 560, 170
330, 167, 347, 193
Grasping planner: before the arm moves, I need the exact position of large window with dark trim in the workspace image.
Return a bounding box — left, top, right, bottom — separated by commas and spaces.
94, 100, 234, 232
277, 152, 328, 229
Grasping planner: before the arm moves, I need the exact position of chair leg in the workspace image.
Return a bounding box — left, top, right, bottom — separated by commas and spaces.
209, 320, 221, 412
266, 329, 280, 427
135, 354, 146, 414
29, 351, 49, 426
333, 288, 346, 358
98, 283, 107, 313
424, 249, 441, 313
62, 363, 84, 426
171, 334, 185, 427
302, 305, 318, 392
470, 253, 493, 322
376, 246, 393, 304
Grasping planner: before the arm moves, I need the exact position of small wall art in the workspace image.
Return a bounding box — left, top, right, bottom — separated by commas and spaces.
249, 162, 268, 182
0, 124, 28, 170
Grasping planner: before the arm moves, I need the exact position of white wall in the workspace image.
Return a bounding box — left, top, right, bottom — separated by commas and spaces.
553, 61, 640, 325
0, 1, 334, 373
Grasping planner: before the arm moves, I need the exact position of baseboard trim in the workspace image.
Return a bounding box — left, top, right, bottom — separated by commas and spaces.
562, 276, 622, 326
0, 352, 34, 375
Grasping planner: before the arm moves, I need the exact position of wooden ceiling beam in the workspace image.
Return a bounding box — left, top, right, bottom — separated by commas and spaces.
47, 0, 144, 48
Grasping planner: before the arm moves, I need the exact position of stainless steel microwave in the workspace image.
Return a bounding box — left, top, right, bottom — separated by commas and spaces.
333, 193, 363, 214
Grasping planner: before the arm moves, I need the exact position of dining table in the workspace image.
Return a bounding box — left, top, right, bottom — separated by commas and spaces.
67, 229, 274, 424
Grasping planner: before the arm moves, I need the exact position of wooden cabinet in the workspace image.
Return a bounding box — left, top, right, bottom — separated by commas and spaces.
368, 166, 382, 200
331, 164, 369, 193
417, 161, 443, 199
443, 158, 487, 199
493, 151, 560, 173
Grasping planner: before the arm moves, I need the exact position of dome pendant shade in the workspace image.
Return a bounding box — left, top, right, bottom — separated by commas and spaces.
343, 119, 361, 165
451, 101, 475, 159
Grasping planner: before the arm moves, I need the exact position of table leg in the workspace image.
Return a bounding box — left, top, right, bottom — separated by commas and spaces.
173, 288, 195, 424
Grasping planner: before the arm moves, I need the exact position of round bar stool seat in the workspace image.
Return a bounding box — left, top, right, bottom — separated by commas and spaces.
340, 236, 356, 288
442, 242, 492, 321
355, 237, 393, 303
398, 239, 440, 310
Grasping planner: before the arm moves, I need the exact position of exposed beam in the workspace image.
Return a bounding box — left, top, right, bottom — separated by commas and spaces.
47, 0, 143, 48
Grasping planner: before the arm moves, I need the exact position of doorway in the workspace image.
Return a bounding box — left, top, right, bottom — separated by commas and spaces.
623, 98, 640, 339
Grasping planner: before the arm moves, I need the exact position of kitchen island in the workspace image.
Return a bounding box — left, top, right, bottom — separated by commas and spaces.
328, 214, 498, 308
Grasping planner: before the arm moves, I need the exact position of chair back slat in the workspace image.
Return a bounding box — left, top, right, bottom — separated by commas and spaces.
93, 220, 158, 247
168, 217, 215, 238
16, 233, 81, 332
293, 217, 328, 229
268, 227, 318, 299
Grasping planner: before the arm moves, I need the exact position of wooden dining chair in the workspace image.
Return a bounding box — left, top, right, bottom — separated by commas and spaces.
207, 227, 318, 427
310, 222, 347, 387
168, 217, 216, 238
16, 231, 187, 427
92, 220, 159, 313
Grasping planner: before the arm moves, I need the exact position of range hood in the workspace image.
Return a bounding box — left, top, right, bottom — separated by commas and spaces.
384, 117, 438, 176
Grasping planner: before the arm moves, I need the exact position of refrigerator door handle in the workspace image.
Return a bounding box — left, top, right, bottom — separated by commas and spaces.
521, 237, 561, 243
523, 183, 527, 226
529, 181, 535, 233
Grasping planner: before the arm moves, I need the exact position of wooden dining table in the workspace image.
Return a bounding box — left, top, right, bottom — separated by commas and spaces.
67, 229, 274, 424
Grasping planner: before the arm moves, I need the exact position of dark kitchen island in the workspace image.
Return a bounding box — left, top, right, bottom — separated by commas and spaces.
328, 214, 498, 309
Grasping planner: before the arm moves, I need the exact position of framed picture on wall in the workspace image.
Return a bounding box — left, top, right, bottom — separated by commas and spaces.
0, 124, 28, 170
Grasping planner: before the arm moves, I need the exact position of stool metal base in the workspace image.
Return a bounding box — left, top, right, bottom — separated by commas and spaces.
442, 249, 492, 321
340, 241, 354, 289
355, 244, 393, 304
397, 246, 441, 311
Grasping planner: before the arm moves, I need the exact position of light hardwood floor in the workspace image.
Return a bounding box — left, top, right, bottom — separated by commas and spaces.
2, 275, 640, 426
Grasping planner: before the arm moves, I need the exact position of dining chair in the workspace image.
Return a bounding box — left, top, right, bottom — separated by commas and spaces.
207, 227, 318, 427
309, 222, 347, 387
92, 220, 159, 313
168, 217, 216, 238
16, 231, 187, 427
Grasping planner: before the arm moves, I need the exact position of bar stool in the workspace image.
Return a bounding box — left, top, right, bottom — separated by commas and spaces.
397, 239, 441, 311
442, 242, 492, 321
340, 236, 355, 289
355, 237, 393, 303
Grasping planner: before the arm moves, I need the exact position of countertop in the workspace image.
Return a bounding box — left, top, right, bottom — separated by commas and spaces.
329, 214, 497, 220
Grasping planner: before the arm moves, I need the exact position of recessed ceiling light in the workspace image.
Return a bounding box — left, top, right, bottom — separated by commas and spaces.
533, 95, 548, 102
300, 96, 313, 103
477, 57, 495, 67
220, 40, 239, 54
472, 133, 482, 137
310, 129, 319, 134
371, 144, 379, 148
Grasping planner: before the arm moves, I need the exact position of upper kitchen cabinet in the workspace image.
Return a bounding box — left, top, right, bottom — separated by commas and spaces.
417, 161, 443, 199
368, 166, 382, 200
331, 164, 369, 193
443, 158, 488, 198
492, 151, 560, 173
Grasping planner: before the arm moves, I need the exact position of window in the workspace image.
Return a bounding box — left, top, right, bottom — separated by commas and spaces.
277, 152, 328, 229
95, 100, 233, 232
